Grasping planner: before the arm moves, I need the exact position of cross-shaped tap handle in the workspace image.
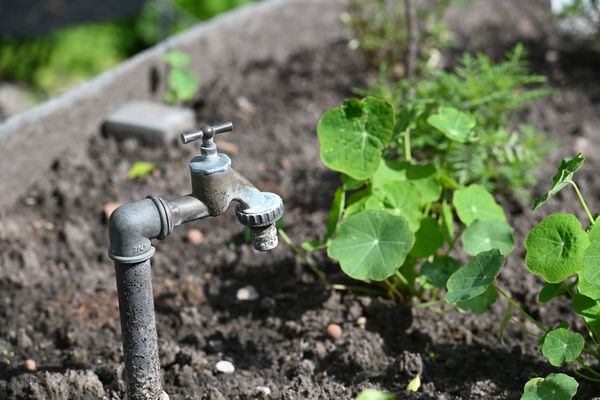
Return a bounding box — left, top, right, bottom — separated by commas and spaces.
180, 121, 234, 144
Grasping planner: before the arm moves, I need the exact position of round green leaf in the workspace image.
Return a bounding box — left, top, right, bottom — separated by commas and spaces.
317, 97, 394, 180
540, 328, 585, 366
420, 256, 460, 289
427, 107, 476, 143
525, 214, 590, 283
328, 210, 414, 281
522, 373, 578, 400
168, 68, 198, 101
453, 184, 506, 226
461, 219, 514, 256
410, 216, 444, 258
355, 389, 395, 400
373, 181, 422, 232
444, 249, 504, 304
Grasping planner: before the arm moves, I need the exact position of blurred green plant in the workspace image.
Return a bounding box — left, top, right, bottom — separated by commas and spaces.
0, 0, 252, 98
162, 51, 199, 104
342, 0, 456, 78
358, 44, 554, 199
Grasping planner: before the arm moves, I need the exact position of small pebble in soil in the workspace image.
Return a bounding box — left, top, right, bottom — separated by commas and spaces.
186, 229, 204, 245
236, 285, 259, 301
215, 360, 235, 374
357, 316, 367, 329
326, 323, 342, 339
103, 202, 120, 220
24, 359, 36, 372
255, 386, 272, 396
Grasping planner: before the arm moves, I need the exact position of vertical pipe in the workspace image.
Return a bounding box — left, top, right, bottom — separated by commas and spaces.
115, 260, 166, 400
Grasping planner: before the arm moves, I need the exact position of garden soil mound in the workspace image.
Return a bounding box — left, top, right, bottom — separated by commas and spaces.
2, 39, 600, 399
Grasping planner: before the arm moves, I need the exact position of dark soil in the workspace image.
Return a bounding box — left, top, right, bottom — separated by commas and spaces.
2, 32, 600, 400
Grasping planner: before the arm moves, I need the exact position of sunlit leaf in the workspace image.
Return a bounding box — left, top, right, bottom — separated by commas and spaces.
532, 154, 584, 211
521, 373, 578, 400
127, 161, 156, 179
461, 219, 514, 256
328, 210, 414, 281
427, 106, 477, 143
540, 328, 584, 366
318, 97, 394, 180
525, 214, 590, 283
445, 249, 504, 304
453, 184, 506, 226
355, 389, 395, 400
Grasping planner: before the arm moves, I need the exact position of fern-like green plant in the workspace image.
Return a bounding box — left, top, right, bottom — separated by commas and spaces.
358, 44, 554, 199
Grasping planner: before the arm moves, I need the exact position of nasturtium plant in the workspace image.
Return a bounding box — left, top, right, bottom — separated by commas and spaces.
355, 389, 395, 400
453, 184, 506, 226
524, 214, 590, 283
317, 97, 394, 180
444, 249, 503, 304
127, 161, 156, 179
521, 373, 578, 400
427, 106, 477, 143
532, 153, 584, 211
461, 219, 514, 256
328, 210, 414, 281
162, 51, 199, 104
540, 328, 585, 367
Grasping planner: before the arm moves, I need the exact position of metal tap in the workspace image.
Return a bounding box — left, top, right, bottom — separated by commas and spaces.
107, 121, 283, 400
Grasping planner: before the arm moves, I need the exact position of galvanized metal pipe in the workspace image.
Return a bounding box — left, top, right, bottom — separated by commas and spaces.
115, 260, 167, 400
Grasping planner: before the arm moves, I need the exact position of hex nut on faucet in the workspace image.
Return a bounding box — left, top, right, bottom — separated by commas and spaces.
108, 121, 283, 400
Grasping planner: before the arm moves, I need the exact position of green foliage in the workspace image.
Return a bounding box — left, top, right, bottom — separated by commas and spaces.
427, 106, 476, 143
342, 0, 453, 74
533, 154, 585, 210
328, 210, 414, 281
453, 184, 507, 226
461, 219, 514, 256
127, 161, 156, 179
355, 389, 395, 400
162, 51, 199, 104
521, 373, 578, 400
317, 97, 394, 180
444, 249, 503, 304
540, 328, 585, 367
359, 45, 553, 198
0, 0, 251, 97
525, 214, 589, 283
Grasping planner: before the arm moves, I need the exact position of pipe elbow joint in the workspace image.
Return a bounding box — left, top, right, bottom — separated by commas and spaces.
108, 199, 164, 264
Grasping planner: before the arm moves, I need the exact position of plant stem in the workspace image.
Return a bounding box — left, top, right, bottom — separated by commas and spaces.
403, 131, 412, 162
493, 283, 549, 333
571, 367, 600, 383
278, 229, 387, 297
569, 181, 595, 225
279, 229, 330, 287
385, 278, 405, 301
575, 357, 600, 379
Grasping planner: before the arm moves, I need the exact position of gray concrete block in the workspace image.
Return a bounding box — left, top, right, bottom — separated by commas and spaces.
103, 101, 195, 145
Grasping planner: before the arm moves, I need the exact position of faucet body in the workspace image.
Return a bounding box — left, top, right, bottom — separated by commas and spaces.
108, 122, 283, 400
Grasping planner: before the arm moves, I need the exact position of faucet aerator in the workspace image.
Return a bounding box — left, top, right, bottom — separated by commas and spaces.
250, 224, 279, 251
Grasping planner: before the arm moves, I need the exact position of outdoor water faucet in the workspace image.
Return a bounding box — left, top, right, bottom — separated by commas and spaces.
107, 122, 283, 400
